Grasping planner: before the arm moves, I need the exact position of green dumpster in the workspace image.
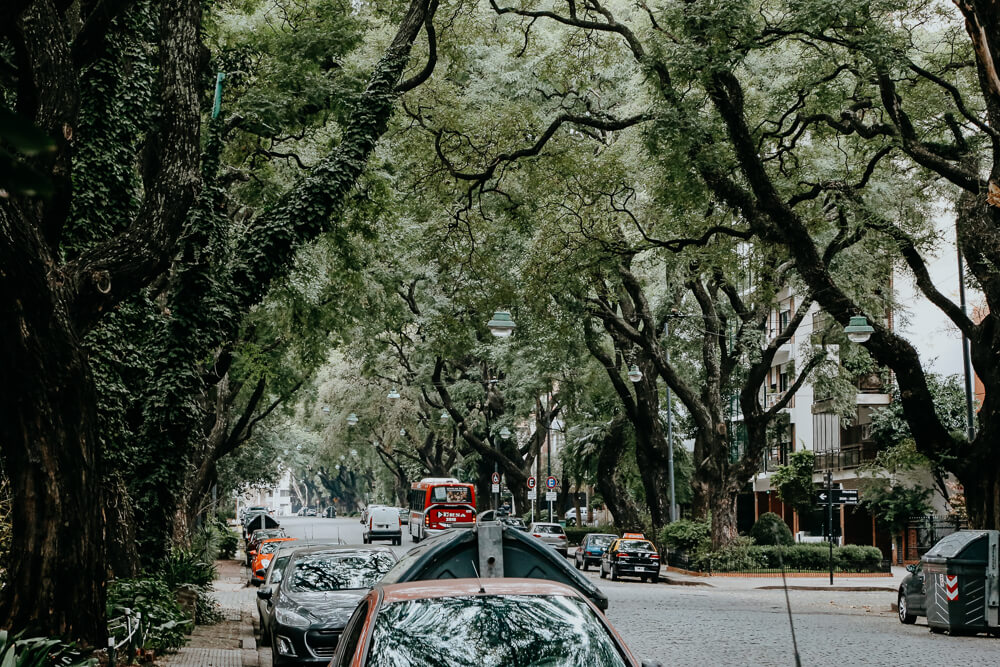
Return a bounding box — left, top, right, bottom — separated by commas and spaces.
922, 530, 999, 634
379, 522, 609, 610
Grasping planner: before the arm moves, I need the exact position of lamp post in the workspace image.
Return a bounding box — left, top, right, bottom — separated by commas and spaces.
487, 309, 516, 515
957, 249, 977, 440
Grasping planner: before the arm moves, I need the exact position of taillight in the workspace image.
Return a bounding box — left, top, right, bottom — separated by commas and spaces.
650, 554, 660, 559
424, 515, 430, 526
533, 534, 542, 538
558, 535, 566, 539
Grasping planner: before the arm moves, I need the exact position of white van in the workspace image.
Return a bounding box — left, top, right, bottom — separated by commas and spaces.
363, 506, 402, 545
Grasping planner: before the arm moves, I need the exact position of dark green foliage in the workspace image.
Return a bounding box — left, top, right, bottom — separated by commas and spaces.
159, 550, 217, 589
770, 450, 817, 516
860, 481, 933, 534
693, 543, 885, 572
563, 525, 618, 545
218, 528, 240, 561
106, 579, 191, 652
749, 512, 794, 546
195, 591, 224, 625
0, 631, 95, 667
659, 519, 711, 553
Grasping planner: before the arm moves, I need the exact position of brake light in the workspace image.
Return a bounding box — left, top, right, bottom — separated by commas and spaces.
533, 534, 542, 538
425, 515, 430, 526
558, 535, 566, 540
650, 554, 659, 559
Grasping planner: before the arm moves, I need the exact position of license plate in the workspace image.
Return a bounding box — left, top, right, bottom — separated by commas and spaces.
378, 524, 388, 529
638, 567, 653, 572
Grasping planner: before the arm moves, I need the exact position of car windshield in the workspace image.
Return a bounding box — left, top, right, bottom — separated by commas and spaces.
589, 536, 614, 548
261, 541, 285, 554
366, 595, 628, 667
431, 486, 472, 503
288, 551, 396, 592
619, 540, 655, 552
534, 524, 564, 535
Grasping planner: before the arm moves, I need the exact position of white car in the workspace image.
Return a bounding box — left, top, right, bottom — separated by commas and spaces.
564, 508, 591, 526
530, 522, 569, 556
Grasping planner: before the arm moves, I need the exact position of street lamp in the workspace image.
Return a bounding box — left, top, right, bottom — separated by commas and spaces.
844, 315, 874, 343
440, 410, 449, 422
321, 405, 330, 414
400, 428, 406, 436
627, 364, 643, 383
487, 310, 516, 338
387, 388, 401, 399
499, 426, 511, 439
346, 413, 358, 426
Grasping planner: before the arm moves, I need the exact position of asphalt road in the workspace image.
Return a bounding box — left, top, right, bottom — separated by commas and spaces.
273, 516, 999, 666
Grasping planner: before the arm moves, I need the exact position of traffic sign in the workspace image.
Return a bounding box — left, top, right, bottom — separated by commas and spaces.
491, 472, 501, 485
545, 491, 556, 501
545, 476, 557, 489
816, 489, 860, 505
527, 489, 537, 500
491, 484, 500, 493
527, 476, 536, 490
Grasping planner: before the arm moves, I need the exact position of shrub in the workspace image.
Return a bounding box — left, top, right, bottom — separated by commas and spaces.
195, 590, 224, 625
693, 543, 886, 572
659, 519, 710, 554
160, 550, 217, 589
749, 513, 794, 546
0, 631, 95, 667
107, 578, 191, 653
218, 528, 240, 560
693, 537, 764, 571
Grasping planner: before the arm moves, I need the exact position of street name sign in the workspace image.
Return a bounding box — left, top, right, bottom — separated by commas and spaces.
816, 489, 860, 505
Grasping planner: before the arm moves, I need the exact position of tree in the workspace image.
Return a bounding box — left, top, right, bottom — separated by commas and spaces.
771, 450, 817, 517
0, 0, 438, 641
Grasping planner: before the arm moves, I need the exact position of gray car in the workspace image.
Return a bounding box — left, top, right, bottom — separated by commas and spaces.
530, 522, 569, 557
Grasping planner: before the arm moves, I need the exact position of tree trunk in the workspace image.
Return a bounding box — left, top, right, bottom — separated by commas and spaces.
709, 491, 739, 550
0, 250, 106, 641
596, 418, 643, 530
962, 463, 1000, 531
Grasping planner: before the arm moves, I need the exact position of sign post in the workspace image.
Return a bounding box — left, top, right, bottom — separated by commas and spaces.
826, 471, 833, 585
527, 476, 537, 523
545, 476, 557, 521
492, 471, 501, 511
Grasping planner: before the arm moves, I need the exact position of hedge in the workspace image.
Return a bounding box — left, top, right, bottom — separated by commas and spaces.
691, 542, 884, 572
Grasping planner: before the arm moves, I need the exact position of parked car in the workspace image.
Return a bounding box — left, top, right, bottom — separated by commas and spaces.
323, 506, 337, 518
256, 542, 352, 646
247, 528, 286, 565
256, 545, 398, 665
362, 506, 402, 546
305, 508, 317, 517
897, 562, 926, 624
530, 522, 569, 557
329, 578, 656, 666
564, 507, 592, 527
600, 533, 660, 583
575, 533, 618, 571
250, 537, 297, 585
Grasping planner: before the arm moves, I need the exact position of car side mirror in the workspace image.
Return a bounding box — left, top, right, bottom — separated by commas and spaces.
906, 564, 917, 573
257, 586, 273, 600
255, 568, 266, 579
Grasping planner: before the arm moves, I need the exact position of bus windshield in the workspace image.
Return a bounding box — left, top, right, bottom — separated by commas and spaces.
431, 486, 472, 504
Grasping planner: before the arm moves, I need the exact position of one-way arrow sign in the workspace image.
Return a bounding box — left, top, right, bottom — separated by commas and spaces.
816, 489, 860, 506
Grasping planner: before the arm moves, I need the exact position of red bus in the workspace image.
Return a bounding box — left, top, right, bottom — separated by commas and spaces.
408, 477, 476, 542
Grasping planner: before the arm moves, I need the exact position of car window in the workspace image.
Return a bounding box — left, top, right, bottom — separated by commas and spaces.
618, 540, 655, 552
365, 595, 628, 667
589, 535, 614, 548
269, 555, 290, 584
534, 524, 563, 535
288, 551, 396, 592
336, 600, 370, 666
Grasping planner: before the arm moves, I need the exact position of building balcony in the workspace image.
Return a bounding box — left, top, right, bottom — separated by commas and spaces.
813, 441, 881, 471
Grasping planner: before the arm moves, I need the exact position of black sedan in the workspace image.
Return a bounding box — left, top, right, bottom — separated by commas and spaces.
599, 536, 661, 583
257, 545, 397, 666
898, 562, 926, 624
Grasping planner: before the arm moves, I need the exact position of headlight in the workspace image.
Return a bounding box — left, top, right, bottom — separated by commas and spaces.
275, 608, 311, 628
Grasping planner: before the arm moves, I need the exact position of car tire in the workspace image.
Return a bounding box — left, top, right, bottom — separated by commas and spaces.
582, 560, 588, 572
611, 565, 619, 581
650, 573, 659, 584
259, 624, 271, 647
599, 564, 607, 579
898, 591, 917, 624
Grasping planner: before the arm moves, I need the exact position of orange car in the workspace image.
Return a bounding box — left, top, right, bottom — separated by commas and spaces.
250, 537, 296, 585
329, 578, 651, 666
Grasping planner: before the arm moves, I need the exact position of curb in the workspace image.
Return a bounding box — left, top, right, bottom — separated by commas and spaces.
756, 585, 897, 592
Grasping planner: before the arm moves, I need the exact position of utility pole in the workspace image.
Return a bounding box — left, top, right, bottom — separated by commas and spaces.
547, 390, 553, 521
665, 318, 677, 523
827, 470, 834, 586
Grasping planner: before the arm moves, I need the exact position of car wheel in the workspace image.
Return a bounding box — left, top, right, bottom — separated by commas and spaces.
599, 564, 607, 579
611, 565, 619, 581
582, 560, 588, 572
650, 573, 659, 583
898, 591, 916, 624
259, 623, 271, 647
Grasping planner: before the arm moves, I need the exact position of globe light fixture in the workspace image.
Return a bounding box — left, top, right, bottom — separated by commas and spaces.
486, 310, 516, 338
499, 426, 512, 439
440, 410, 450, 422
400, 428, 406, 436
346, 412, 359, 426
387, 388, 401, 399
844, 315, 874, 343
627, 364, 643, 383
321, 405, 330, 414
349, 448, 358, 457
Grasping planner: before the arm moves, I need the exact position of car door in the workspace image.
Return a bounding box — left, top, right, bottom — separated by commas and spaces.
909, 563, 926, 615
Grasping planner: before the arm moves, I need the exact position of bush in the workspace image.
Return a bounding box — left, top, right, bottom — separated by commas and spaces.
749, 513, 794, 546
107, 578, 191, 653
563, 525, 618, 545
694, 543, 886, 572
160, 550, 217, 589
195, 590, 224, 625
659, 519, 710, 554
217, 526, 239, 561
0, 631, 95, 667
693, 537, 764, 572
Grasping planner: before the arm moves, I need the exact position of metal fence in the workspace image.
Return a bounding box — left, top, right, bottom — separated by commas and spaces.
106, 609, 142, 666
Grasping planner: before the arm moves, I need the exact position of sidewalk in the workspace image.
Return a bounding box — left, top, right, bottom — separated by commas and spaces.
661, 565, 908, 592
161, 559, 265, 667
